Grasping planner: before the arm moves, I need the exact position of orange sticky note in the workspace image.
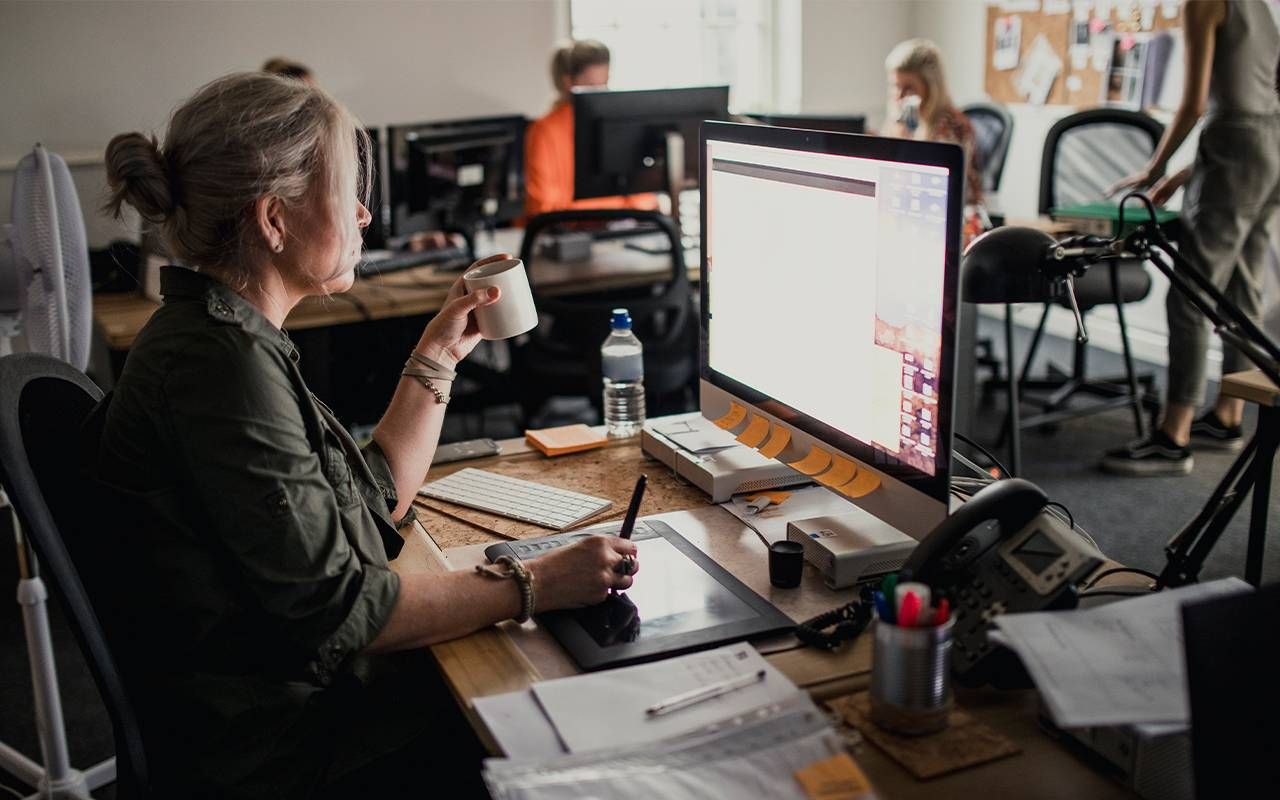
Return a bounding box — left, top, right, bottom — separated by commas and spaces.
815, 455, 858, 487
524, 424, 608, 457
837, 467, 882, 498
735, 414, 770, 448
787, 446, 833, 476
794, 752, 874, 800
758, 424, 791, 459
711, 402, 748, 430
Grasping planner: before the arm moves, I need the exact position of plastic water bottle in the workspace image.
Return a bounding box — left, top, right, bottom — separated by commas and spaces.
602, 308, 646, 439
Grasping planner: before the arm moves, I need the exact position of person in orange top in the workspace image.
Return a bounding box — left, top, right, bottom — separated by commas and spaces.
524, 40, 658, 218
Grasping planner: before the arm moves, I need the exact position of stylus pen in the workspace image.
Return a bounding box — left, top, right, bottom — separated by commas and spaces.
645, 669, 767, 717
619, 474, 647, 540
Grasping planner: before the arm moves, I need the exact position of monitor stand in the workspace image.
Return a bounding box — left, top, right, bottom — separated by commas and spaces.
786, 509, 917, 590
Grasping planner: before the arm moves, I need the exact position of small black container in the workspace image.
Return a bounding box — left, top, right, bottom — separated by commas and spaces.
768, 540, 805, 588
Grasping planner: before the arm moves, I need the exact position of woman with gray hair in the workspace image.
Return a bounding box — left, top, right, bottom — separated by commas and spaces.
87, 72, 638, 798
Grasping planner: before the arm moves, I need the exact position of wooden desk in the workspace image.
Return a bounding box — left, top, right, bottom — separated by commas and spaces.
92, 228, 698, 351
399, 438, 1134, 799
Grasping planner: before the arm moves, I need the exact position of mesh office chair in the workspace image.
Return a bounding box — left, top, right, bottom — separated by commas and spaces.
999, 109, 1164, 473
514, 209, 698, 425
0, 354, 152, 798
962, 101, 1014, 194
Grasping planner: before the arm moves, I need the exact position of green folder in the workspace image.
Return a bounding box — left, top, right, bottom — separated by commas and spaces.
1050, 202, 1179, 237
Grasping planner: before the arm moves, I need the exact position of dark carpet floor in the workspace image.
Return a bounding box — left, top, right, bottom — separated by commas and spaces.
2, 319, 1277, 798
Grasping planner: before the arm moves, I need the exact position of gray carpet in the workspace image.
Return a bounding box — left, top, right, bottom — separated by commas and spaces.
2, 321, 1277, 798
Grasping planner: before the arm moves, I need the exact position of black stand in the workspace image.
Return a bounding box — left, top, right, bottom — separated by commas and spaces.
1060, 195, 1280, 587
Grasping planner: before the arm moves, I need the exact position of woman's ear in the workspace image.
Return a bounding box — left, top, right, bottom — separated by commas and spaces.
254, 195, 288, 254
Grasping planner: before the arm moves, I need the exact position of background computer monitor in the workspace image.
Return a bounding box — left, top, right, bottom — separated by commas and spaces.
386, 115, 526, 243
573, 85, 730, 201
361, 127, 387, 249
698, 121, 964, 539
746, 113, 867, 135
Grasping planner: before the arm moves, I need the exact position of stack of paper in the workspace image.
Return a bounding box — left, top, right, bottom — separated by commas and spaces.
992, 578, 1250, 728
525, 424, 608, 457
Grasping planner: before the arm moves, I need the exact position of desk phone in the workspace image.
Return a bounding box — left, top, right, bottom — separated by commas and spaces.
903, 479, 1103, 687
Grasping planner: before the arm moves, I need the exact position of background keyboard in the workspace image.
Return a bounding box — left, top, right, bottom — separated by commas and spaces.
418, 468, 613, 530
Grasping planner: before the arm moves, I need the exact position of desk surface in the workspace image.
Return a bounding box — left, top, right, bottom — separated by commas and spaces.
402, 437, 1135, 799
92, 228, 697, 350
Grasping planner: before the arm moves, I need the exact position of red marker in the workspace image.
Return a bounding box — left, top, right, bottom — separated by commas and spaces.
898, 590, 921, 628
933, 598, 950, 626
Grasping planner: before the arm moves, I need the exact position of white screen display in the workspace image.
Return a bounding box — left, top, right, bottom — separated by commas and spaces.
705, 139, 949, 475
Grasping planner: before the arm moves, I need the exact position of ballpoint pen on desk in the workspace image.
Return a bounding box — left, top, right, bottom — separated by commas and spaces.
619, 474, 647, 540
644, 669, 767, 717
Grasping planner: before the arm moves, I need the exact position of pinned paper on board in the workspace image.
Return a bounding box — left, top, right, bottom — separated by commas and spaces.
1069, 17, 1092, 69
758, 424, 792, 459
712, 402, 748, 431
1043, 0, 1071, 14
1161, 0, 1177, 19
1016, 33, 1062, 104
814, 456, 858, 488
787, 446, 833, 477
993, 15, 1022, 71
735, 415, 771, 448
837, 469, 882, 499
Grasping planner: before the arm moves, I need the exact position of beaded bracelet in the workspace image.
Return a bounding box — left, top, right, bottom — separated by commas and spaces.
475, 555, 536, 623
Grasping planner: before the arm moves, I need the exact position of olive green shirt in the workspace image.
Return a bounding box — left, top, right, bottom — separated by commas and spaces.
85, 266, 405, 792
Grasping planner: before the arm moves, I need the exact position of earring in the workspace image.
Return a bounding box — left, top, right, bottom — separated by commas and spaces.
273, 242, 283, 253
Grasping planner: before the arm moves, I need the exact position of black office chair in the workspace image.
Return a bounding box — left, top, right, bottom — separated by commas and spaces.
0, 354, 151, 799
514, 209, 698, 425
997, 109, 1164, 473
962, 101, 1014, 194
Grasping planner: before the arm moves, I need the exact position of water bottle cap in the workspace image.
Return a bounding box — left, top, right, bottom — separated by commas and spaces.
610, 308, 632, 330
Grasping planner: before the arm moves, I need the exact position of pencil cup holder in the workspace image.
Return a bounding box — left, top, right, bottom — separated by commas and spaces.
869, 617, 954, 735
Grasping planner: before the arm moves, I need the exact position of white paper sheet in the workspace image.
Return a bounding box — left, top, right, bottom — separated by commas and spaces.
993, 15, 1023, 71
530, 643, 800, 754
653, 417, 739, 453
1016, 33, 1063, 104
992, 578, 1250, 728
474, 689, 568, 760
720, 485, 861, 545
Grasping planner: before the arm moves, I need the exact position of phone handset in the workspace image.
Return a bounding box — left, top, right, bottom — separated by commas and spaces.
903, 478, 1050, 586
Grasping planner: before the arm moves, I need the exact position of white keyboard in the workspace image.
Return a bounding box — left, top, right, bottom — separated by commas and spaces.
417, 468, 613, 530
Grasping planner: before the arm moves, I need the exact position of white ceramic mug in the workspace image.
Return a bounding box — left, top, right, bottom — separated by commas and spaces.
463, 257, 539, 340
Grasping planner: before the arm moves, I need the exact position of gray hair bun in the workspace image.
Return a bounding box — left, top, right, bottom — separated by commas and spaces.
104, 132, 175, 223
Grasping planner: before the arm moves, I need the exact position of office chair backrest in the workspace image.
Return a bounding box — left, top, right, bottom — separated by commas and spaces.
519, 208, 693, 350
0, 354, 149, 798
962, 102, 1014, 193
1039, 109, 1164, 214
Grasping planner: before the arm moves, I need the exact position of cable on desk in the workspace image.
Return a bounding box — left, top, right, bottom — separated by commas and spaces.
1084, 566, 1159, 590
955, 432, 1013, 479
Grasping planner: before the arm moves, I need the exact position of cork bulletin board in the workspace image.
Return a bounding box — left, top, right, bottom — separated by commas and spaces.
985, 0, 1184, 108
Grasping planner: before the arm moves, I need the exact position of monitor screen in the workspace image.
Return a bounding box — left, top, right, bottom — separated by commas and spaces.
573, 86, 730, 201
699, 121, 963, 519
386, 116, 525, 241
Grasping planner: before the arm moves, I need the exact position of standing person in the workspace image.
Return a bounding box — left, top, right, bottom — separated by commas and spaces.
88, 72, 638, 799
523, 39, 658, 218
1102, 0, 1280, 475
884, 38, 985, 210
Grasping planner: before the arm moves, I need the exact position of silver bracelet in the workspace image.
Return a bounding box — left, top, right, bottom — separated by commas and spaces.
408, 351, 457, 381
404, 373, 450, 404
475, 555, 535, 622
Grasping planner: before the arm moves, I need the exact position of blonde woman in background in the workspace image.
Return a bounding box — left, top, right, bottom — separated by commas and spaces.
884, 38, 985, 210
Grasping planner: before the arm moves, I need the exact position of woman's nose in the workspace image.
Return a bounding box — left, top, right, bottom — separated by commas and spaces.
357, 201, 372, 229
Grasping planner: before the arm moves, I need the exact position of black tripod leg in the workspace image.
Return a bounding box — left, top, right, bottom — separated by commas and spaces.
1246, 406, 1279, 585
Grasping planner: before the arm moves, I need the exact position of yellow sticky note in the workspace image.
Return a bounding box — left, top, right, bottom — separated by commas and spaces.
711, 402, 748, 430
815, 455, 858, 487
787, 446, 833, 476
837, 467, 882, 498
794, 752, 874, 800
758, 424, 791, 459
736, 415, 770, 447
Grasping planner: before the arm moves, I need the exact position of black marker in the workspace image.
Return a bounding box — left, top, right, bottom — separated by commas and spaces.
619, 474, 647, 540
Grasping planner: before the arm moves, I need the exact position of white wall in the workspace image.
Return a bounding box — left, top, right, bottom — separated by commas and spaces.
800, 0, 913, 127
0, 0, 565, 246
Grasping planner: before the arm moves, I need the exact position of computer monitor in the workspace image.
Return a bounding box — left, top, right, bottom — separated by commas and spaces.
698, 121, 964, 539
572, 86, 730, 201
747, 113, 867, 136
361, 127, 387, 250
385, 115, 526, 243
